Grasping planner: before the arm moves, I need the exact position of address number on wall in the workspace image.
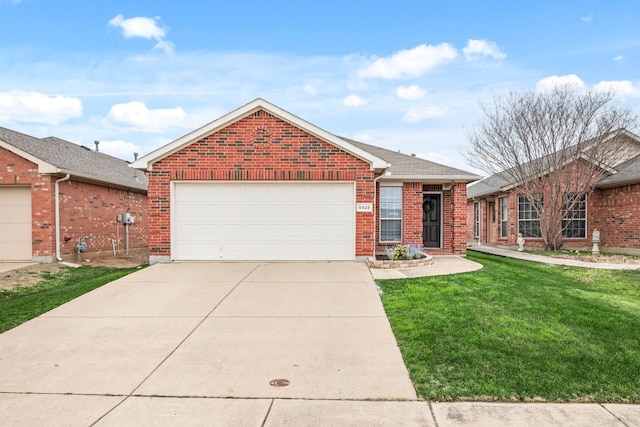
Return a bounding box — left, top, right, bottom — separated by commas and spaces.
356, 203, 373, 212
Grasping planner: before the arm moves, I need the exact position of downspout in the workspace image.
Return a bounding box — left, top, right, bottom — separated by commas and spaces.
55, 174, 71, 262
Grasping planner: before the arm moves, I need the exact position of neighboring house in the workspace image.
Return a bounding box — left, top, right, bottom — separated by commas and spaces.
467, 131, 640, 253
132, 98, 481, 263
0, 127, 148, 262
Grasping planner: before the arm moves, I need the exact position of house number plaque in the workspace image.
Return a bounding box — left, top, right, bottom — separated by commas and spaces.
356, 203, 373, 212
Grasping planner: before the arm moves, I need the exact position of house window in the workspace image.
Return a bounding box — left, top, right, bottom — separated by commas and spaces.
518, 195, 542, 238
500, 197, 508, 238
562, 193, 587, 238
474, 202, 481, 238
380, 187, 402, 242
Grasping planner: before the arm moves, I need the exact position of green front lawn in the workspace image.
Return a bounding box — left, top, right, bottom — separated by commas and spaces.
378, 251, 640, 402
0, 266, 141, 334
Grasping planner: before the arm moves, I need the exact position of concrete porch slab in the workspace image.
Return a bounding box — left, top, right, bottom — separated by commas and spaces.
135, 317, 417, 400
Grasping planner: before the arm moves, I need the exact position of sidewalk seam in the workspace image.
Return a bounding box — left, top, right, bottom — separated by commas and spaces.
260, 399, 275, 427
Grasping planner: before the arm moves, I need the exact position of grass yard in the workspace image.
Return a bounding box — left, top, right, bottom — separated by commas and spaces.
0, 266, 141, 333
377, 251, 640, 403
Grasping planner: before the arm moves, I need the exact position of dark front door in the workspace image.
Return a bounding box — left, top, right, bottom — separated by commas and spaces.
423, 194, 441, 248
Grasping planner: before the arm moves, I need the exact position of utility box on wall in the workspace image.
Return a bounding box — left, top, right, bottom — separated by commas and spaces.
124, 212, 135, 224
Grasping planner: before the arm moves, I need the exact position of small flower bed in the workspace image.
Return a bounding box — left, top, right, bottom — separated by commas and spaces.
384, 243, 425, 260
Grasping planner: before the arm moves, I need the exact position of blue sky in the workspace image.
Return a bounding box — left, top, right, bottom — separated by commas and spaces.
1, 0, 639, 173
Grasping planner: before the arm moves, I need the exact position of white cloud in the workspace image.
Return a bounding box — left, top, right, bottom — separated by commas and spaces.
403, 106, 447, 122
396, 85, 426, 100
358, 43, 457, 79
463, 39, 506, 62
304, 84, 317, 95
109, 14, 174, 54
0, 91, 82, 125
593, 80, 639, 97
614, 55, 624, 63
343, 95, 367, 107
97, 140, 141, 161
105, 101, 187, 132
417, 152, 451, 164
536, 74, 586, 92
581, 15, 593, 23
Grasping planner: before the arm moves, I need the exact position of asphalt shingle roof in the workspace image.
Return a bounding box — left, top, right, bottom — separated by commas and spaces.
0, 126, 147, 192
596, 154, 640, 187
343, 137, 480, 180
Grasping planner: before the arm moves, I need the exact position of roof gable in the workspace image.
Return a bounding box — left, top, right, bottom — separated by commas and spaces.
132, 98, 389, 171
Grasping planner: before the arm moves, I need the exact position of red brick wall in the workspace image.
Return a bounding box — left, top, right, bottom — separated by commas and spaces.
58, 180, 147, 256
402, 182, 422, 245
1, 146, 148, 261
373, 183, 467, 256
468, 185, 640, 251
450, 183, 468, 255
148, 109, 376, 258
593, 183, 640, 250
1, 147, 55, 259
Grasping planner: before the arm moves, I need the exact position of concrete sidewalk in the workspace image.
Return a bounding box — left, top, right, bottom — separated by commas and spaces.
469, 245, 640, 269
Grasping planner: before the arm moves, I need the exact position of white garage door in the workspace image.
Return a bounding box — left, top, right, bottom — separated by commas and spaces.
0, 186, 32, 261
173, 182, 355, 261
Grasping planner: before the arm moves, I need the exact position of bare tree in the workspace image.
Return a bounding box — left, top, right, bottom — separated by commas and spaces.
465, 85, 638, 250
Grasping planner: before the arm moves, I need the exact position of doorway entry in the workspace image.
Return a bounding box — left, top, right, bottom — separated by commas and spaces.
422, 193, 441, 248
487, 201, 496, 243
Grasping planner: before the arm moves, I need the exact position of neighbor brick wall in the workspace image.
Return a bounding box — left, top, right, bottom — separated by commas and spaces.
1, 147, 55, 259
148, 109, 376, 258
1, 146, 148, 261
592, 183, 640, 249
57, 179, 147, 255
467, 184, 640, 251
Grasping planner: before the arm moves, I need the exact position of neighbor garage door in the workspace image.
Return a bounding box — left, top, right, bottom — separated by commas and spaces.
173, 182, 355, 260
0, 186, 32, 261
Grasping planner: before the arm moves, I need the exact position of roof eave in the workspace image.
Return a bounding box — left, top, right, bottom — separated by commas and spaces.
596, 178, 640, 189
379, 174, 482, 183
131, 98, 389, 171
55, 169, 147, 193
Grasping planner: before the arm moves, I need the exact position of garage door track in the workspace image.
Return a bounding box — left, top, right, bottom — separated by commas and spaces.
0, 262, 431, 426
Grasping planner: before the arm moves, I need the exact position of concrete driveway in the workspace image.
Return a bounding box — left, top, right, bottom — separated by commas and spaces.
0, 262, 432, 426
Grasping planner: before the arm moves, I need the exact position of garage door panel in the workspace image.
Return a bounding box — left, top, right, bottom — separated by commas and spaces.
0, 186, 31, 261
173, 182, 355, 261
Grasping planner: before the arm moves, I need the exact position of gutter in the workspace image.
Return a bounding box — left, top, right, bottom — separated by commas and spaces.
378, 174, 483, 182
54, 173, 71, 262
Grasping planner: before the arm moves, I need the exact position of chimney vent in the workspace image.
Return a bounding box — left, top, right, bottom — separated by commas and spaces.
94, 141, 99, 152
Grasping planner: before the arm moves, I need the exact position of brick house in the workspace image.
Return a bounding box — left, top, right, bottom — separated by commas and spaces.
132, 99, 480, 263
0, 127, 148, 262
467, 131, 640, 254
